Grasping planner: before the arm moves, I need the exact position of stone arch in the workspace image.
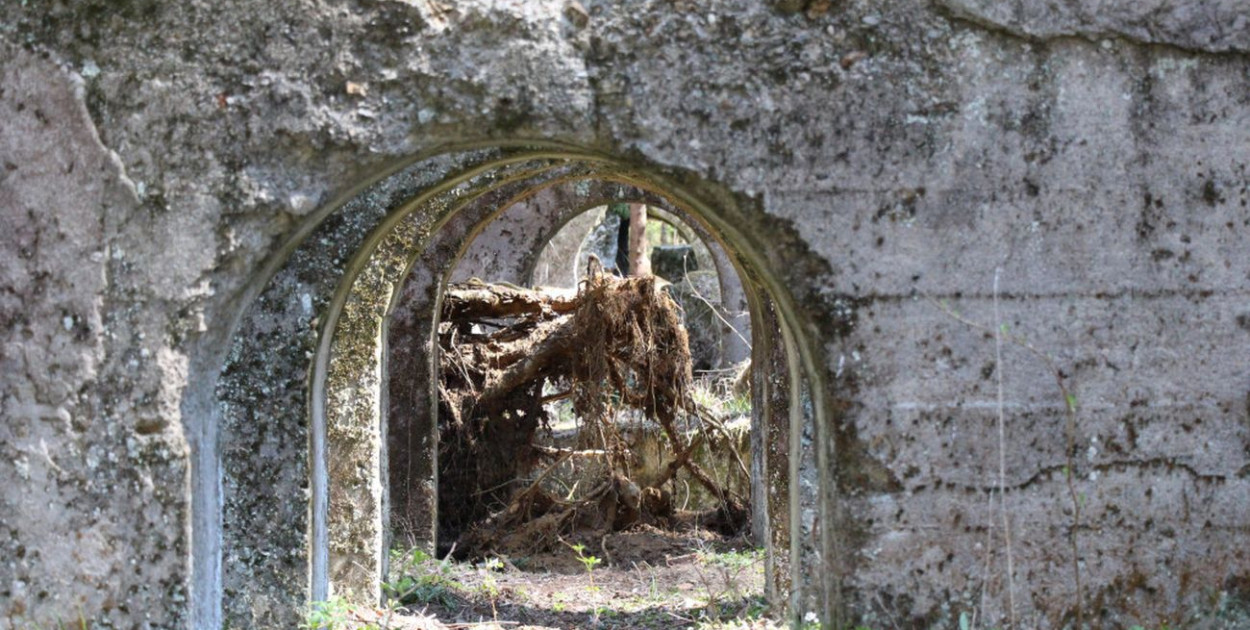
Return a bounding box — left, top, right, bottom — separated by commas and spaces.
203, 141, 836, 628
385, 177, 752, 553
445, 179, 749, 363
448, 179, 677, 285
504, 189, 752, 368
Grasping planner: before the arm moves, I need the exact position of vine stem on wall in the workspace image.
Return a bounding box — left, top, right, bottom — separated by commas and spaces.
931, 276, 1085, 629
992, 268, 1018, 628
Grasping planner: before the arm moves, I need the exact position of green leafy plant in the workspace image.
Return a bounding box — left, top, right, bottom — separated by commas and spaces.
300, 596, 351, 630
383, 547, 463, 609
561, 541, 606, 624
566, 542, 602, 587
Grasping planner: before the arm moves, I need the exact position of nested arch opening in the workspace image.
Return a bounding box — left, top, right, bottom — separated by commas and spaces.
210, 142, 835, 629
322, 154, 822, 613
413, 196, 756, 566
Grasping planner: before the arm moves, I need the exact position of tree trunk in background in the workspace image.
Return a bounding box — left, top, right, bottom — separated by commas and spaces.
628, 203, 651, 276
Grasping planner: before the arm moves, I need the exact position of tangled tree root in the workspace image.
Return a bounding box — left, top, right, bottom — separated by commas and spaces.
436, 268, 749, 557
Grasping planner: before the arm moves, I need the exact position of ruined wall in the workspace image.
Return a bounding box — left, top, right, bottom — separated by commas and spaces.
2, 0, 1249, 628
1, 48, 190, 627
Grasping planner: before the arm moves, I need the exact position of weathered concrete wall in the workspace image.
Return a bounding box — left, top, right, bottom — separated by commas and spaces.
1, 47, 190, 628
2, 0, 1249, 627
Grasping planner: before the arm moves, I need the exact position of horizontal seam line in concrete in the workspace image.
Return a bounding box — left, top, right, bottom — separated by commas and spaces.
878, 399, 1236, 412
854, 287, 1250, 303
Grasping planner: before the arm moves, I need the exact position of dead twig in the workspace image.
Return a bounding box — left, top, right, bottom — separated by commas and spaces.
530, 445, 610, 459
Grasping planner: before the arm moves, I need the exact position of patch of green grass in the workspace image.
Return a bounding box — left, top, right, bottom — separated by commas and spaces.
476, 556, 504, 619
699, 547, 764, 571
687, 545, 768, 625
383, 548, 464, 609
690, 378, 749, 418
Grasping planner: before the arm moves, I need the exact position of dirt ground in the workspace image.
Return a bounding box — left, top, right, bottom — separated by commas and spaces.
354, 526, 782, 630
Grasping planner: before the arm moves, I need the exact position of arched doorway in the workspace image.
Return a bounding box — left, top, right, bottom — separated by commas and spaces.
204, 142, 835, 628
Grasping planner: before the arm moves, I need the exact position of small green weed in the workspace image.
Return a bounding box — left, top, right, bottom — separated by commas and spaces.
562, 541, 608, 624
477, 556, 504, 620
300, 596, 351, 630
564, 541, 602, 588
694, 546, 764, 614
383, 548, 463, 608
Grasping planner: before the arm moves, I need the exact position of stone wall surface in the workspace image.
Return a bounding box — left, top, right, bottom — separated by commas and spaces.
1, 0, 1248, 628
1, 48, 190, 628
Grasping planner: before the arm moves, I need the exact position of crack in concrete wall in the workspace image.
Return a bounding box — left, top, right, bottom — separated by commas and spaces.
937, 0, 1250, 55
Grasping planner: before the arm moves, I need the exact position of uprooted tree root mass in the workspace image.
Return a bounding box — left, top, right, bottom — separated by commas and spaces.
436, 269, 749, 558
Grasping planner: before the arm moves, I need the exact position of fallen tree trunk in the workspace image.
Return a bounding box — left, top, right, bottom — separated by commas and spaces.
442, 281, 578, 320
